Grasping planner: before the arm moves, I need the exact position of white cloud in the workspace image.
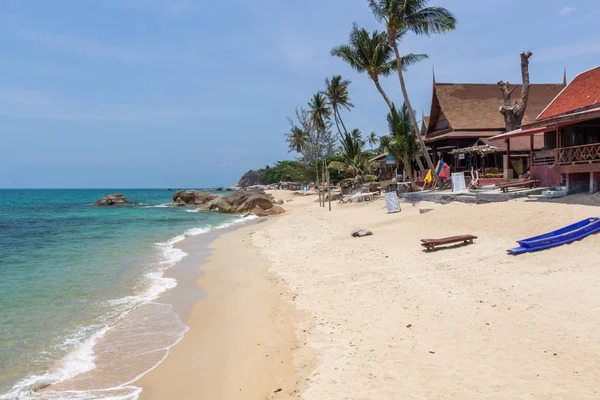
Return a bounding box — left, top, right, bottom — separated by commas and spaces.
559, 6, 576, 17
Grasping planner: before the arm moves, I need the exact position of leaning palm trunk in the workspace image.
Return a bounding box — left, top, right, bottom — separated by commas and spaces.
371, 74, 426, 182
372, 76, 393, 109
389, 37, 439, 186
415, 155, 426, 175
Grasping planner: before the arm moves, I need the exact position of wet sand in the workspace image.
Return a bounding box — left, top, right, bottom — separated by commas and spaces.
137, 221, 304, 399
138, 190, 600, 399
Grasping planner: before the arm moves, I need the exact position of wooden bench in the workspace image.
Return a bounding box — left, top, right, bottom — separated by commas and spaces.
420, 235, 477, 251
497, 180, 538, 193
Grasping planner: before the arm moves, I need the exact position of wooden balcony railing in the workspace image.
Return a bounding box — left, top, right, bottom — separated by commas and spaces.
532, 150, 555, 166
558, 143, 600, 165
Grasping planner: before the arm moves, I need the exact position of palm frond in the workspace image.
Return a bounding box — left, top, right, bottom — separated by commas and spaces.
406, 7, 457, 36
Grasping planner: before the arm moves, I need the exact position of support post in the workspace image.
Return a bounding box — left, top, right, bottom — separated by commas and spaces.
504, 138, 512, 180
555, 125, 560, 165
529, 134, 534, 169
590, 172, 598, 194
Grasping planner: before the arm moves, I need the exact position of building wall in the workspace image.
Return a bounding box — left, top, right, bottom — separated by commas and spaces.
531, 166, 561, 187
566, 172, 589, 193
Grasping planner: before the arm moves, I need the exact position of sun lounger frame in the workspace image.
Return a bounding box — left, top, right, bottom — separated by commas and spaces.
497, 180, 538, 193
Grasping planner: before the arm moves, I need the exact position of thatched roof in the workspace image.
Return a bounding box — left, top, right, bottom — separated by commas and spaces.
450, 144, 499, 155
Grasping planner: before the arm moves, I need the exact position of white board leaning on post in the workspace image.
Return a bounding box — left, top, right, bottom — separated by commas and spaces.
385, 192, 401, 213
451, 172, 467, 192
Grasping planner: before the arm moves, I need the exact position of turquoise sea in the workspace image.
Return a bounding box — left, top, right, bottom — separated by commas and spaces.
0, 189, 252, 399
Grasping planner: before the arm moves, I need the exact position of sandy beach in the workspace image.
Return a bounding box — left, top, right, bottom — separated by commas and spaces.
138, 191, 600, 399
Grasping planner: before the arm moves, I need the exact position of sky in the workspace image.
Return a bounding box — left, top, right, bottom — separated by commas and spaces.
1, 0, 599, 188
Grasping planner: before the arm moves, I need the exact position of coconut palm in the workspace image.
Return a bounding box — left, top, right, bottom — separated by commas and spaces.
307, 92, 332, 131
328, 129, 371, 185
285, 126, 307, 154
325, 75, 353, 138
367, 131, 378, 150
368, 0, 456, 180
331, 24, 428, 109
383, 103, 420, 188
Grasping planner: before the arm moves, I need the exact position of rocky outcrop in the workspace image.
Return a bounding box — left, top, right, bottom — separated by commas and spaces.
251, 205, 285, 216
237, 170, 264, 188
94, 193, 136, 206
197, 191, 284, 216
172, 190, 217, 206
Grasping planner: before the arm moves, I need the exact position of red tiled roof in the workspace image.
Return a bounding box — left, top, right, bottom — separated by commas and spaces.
538, 66, 600, 120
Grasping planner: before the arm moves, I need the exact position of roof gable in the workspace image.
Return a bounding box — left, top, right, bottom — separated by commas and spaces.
428, 83, 564, 131
537, 66, 600, 120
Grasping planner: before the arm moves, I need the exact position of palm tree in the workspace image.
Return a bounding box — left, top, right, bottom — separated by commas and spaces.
383, 103, 420, 188
325, 75, 353, 138
368, 0, 456, 180
331, 23, 428, 109
285, 126, 307, 154
307, 92, 331, 131
328, 129, 371, 185
367, 131, 378, 151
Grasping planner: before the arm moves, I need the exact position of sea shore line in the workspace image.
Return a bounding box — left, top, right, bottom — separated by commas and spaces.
139, 190, 600, 399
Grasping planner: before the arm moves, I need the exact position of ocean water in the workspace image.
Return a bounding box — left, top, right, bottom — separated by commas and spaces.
0, 189, 254, 399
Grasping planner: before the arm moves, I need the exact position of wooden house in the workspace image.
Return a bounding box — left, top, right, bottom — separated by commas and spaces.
491, 66, 600, 193
424, 81, 564, 173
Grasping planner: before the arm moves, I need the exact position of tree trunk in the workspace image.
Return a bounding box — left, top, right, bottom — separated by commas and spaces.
415, 155, 426, 175
327, 167, 331, 212
388, 32, 439, 186
315, 164, 321, 206
373, 74, 426, 180
498, 52, 533, 132
403, 161, 418, 191
372, 76, 393, 109
337, 108, 350, 138
322, 159, 326, 207
332, 108, 343, 139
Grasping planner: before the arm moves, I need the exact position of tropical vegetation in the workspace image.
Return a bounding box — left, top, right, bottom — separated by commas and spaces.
270, 0, 456, 193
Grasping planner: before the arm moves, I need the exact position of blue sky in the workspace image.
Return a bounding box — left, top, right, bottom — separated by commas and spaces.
1, 0, 599, 188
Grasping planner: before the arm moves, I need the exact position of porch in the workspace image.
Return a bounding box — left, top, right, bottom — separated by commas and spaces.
492, 115, 600, 194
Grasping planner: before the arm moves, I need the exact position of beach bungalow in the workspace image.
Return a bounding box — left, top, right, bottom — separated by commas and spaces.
423, 79, 564, 174
369, 153, 398, 182
490, 66, 600, 193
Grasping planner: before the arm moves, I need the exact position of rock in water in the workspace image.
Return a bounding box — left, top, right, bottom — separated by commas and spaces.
276, 199, 284, 205
172, 190, 217, 206
351, 229, 373, 238
237, 170, 264, 188
94, 193, 135, 205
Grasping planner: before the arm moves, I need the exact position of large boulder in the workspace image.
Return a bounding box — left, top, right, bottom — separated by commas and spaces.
94, 193, 135, 206
198, 191, 284, 216
237, 170, 264, 188
173, 190, 217, 206
251, 205, 285, 216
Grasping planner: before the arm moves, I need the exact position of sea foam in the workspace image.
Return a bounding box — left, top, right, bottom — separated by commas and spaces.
0, 213, 258, 400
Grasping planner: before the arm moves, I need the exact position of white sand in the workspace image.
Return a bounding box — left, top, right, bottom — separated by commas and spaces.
251, 191, 600, 399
